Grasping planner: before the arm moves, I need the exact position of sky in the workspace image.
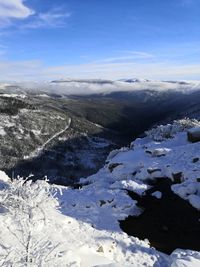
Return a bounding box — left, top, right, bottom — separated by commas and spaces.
0, 0, 200, 81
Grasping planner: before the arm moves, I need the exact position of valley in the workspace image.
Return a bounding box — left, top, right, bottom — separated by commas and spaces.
0, 81, 200, 185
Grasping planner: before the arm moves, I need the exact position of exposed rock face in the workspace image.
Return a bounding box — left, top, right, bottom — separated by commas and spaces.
120, 179, 200, 254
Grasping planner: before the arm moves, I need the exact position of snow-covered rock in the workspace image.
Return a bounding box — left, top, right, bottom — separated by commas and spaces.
170, 249, 200, 267
146, 118, 200, 141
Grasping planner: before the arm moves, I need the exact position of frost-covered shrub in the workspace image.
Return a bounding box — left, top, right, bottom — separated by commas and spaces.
0, 177, 58, 214
146, 118, 200, 141
0, 178, 64, 266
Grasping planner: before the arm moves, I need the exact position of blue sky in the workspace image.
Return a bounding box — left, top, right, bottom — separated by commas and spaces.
0, 0, 200, 81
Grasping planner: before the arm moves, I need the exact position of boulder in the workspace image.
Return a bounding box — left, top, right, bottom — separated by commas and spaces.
187, 127, 200, 143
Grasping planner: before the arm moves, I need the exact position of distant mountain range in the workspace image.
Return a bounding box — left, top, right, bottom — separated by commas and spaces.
51, 78, 114, 84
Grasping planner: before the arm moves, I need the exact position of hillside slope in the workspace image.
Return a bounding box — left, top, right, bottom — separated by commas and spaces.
1, 84, 200, 186
0, 119, 200, 266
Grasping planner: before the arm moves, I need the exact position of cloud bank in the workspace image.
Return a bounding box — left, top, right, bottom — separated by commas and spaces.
9, 79, 200, 96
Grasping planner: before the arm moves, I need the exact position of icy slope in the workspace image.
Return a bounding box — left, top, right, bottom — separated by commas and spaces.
0, 118, 200, 266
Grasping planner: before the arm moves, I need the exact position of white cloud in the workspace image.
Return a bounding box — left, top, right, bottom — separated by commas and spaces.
0, 2, 70, 29
0, 0, 33, 19
0, 0, 34, 27
22, 8, 71, 29
94, 51, 154, 64
117, 51, 154, 58
12, 76, 200, 96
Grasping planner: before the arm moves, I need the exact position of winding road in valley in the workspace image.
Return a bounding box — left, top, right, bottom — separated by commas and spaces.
24, 117, 72, 160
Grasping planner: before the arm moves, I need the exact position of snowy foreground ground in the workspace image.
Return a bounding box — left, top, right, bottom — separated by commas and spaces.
0, 119, 200, 266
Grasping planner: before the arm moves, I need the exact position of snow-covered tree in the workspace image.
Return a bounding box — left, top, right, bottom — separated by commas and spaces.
0, 177, 66, 266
